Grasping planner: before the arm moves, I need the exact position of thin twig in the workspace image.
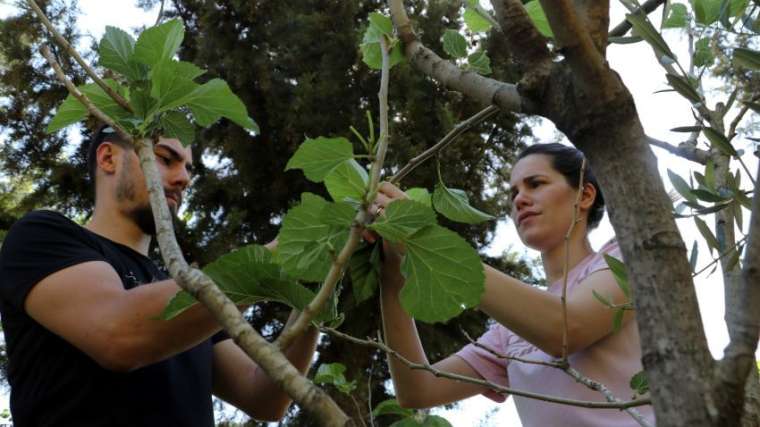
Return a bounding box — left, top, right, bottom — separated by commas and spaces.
368, 359, 376, 427
564, 367, 654, 427
560, 158, 587, 362
608, 0, 666, 37
154, 0, 166, 26
350, 394, 368, 427
460, 327, 563, 368
323, 327, 651, 410
26, 0, 134, 115
692, 236, 748, 278
460, 328, 652, 426
648, 136, 708, 165
389, 105, 499, 185
276, 34, 395, 351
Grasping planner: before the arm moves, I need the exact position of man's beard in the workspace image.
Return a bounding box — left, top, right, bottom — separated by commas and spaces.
116, 169, 178, 236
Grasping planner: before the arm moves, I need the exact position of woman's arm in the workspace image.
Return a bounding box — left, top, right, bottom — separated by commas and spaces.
380, 244, 490, 408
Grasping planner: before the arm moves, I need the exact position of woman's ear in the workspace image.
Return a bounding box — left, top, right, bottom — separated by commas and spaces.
579, 182, 597, 212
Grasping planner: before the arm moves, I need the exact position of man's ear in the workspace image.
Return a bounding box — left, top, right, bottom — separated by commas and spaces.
579, 182, 597, 212
96, 142, 120, 176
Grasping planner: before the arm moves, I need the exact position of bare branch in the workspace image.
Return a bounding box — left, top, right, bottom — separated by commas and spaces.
560, 158, 587, 361
26, 0, 134, 115
460, 327, 563, 368
609, 0, 667, 38
648, 136, 709, 165
390, 105, 499, 185
324, 327, 652, 410
692, 236, 748, 278
388, 0, 524, 113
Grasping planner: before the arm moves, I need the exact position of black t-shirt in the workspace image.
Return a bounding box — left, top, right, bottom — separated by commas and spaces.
0, 210, 226, 427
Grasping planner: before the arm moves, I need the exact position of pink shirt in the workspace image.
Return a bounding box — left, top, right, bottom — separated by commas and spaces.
456, 241, 655, 426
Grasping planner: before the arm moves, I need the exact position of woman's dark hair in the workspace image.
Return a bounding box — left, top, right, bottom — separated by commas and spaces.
516, 143, 606, 229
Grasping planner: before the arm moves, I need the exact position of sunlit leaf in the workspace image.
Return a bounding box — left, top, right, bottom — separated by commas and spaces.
98, 26, 146, 81
668, 169, 698, 204
703, 127, 737, 156
666, 74, 701, 104
182, 79, 258, 131
463, 7, 492, 33
399, 225, 485, 323
406, 187, 432, 207
663, 3, 689, 28
442, 30, 468, 59
695, 216, 720, 254
603, 254, 630, 298
286, 137, 354, 182
373, 399, 415, 417
433, 184, 494, 224
693, 37, 714, 67
524, 1, 553, 37
324, 159, 368, 203
133, 18, 184, 67
734, 47, 760, 70
369, 199, 437, 242
160, 111, 195, 146
627, 11, 676, 59
314, 363, 357, 395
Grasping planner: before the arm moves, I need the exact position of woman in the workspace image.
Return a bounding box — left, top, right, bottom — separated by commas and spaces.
373, 143, 654, 426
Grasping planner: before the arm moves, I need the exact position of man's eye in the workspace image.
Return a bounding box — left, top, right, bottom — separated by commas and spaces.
158, 156, 171, 165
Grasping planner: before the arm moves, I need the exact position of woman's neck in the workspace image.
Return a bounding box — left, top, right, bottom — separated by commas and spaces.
541, 232, 594, 284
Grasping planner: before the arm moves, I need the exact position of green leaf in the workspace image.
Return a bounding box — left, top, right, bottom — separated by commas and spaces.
670, 126, 703, 132
630, 371, 649, 395
133, 18, 184, 67
349, 243, 381, 304
464, 7, 492, 33
324, 159, 368, 203
314, 363, 357, 395
286, 137, 354, 182
603, 254, 630, 299
668, 169, 697, 204
689, 240, 699, 272
361, 22, 405, 70
695, 216, 720, 254
693, 37, 714, 67
406, 187, 432, 207
612, 308, 625, 333
726, 246, 741, 271
98, 26, 146, 81
666, 73, 701, 104
608, 36, 644, 44
733, 200, 744, 230
433, 184, 494, 224
47, 80, 133, 133
691, 188, 727, 203
391, 415, 453, 427
592, 289, 614, 307
399, 225, 485, 323
160, 111, 195, 146
627, 11, 676, 59
183, 79, 258, 131
663, 3, 689, 28
276, 193, 350, 282
162, 245, 330, 321
369, 12, 394, 36
705, 159, 716, 190
467, 50, 492, 75
372, 399, 415, 417
129, 85, 156, 119
734, 48, 760, 70
729, 0, 750, 16
745, 102, 760, 114
369, 199, 437, 242
47, 95, 87, 133
703, 127, 737, 156
151, 60, 205, 112
692, 0, 722, 25
524, 1, 553, 37
442, 30, 468, 59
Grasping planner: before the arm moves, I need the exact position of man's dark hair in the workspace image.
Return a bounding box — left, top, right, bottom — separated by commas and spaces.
516, 143, 606, 229
86, 125, 131, 184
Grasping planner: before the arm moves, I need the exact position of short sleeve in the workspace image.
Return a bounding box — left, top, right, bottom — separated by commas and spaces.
454, 322, 510, 402
585, 239, 623, 278
0, 211, 105, 311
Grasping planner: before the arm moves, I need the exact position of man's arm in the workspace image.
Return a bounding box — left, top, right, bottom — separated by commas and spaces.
25, 260, 222, 371
211, 311, 319, 422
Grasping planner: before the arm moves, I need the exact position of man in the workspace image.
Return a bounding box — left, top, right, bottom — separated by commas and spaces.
0, 126, 318, 426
